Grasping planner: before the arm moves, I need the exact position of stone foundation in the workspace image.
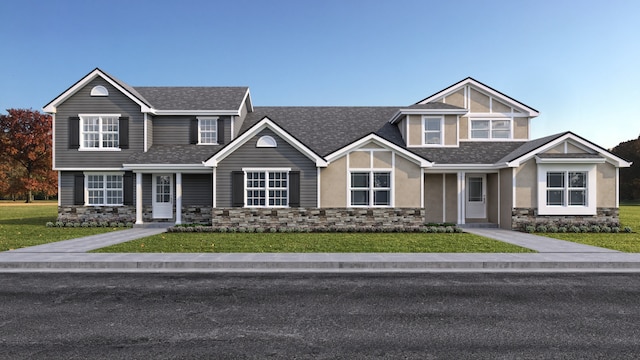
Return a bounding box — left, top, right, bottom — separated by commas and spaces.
511, 207, 620, 231
58, 206, 136, 224
211, 208, 426, 230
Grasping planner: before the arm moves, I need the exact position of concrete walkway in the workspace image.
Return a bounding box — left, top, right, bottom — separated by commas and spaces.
1, 227, 638, 272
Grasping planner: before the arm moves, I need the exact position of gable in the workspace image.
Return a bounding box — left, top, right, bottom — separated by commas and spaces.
325, 134, 432, 168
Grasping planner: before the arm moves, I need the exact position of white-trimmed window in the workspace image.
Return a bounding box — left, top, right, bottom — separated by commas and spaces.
537, 163, 596, 215
423, 116, 443, 145
350, 171, 391, 207
245, 170, 288, 207
198, 117, 218, 144
80, 114, 120, 149
470, 119, 511, 139
86, 174, 123, 205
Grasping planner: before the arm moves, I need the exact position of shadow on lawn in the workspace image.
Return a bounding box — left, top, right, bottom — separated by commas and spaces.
0, 217, 55, 226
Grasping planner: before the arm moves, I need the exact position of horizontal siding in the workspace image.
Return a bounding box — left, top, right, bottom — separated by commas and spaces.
216, 129, 317, 207
183, 174, 213, 206
59, 171, 82, 206
153, 116, 232, 145
55, 78, 144, 169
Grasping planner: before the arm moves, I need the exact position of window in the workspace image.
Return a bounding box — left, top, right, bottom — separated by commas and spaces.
198, 117, 218, 144
423, 117, 442, 145
86, 174, 123, 205
256, 135, 277, 148
470, 119, 511, 139
546, 171, 587, 207
350, 172, 391, 207
245, 170, 288, 207
80, 115, 120, 149
90, 85, 109, 96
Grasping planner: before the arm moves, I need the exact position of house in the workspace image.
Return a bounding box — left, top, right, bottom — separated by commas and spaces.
44, 68, 631, 230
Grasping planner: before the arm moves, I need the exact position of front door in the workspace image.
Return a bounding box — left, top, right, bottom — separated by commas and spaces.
466, 174, 486, 219
153, 174, 173, 219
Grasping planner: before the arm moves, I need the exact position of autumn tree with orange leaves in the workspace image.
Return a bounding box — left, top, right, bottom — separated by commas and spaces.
0, 109, 57, 202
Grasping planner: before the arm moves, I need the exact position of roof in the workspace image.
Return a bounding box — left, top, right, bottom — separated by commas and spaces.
411, 142, 525, 164
134, 86, 249, 111
497, 132, 568, 163
126, 145, 222, 164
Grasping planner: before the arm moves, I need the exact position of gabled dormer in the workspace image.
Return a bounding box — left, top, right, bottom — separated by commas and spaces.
390, 78, 539, 148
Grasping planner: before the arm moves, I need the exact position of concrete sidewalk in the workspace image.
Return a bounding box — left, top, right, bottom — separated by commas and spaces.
1, 227, 638, 272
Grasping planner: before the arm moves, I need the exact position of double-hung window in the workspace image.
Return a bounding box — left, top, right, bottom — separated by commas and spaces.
350, 172, 391, 207
423, 116, 443, 145
80, 115, 120, 149
245, 170, 288, 207
537, 162, 596, 215
546, 171, 587, 207
470, 119, 511, 139
86, 174, 123, 205
198, 117, 218, 144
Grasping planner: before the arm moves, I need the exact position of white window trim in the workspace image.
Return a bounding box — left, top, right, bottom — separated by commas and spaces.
78, 114, 122, 151
242, 168, 291, 208
469, 118, 513, 140
421, 115, 444, 146
537, 163, 597, 215
90, 85, 109, 96
197, 116, 219, 145
348, 170, 393, 208
256, 135, 277, 148
84, 172, 125, 206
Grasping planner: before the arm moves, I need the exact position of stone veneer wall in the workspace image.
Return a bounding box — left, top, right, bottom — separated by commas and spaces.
511, 207, 620, 231
58, 205, 213, 224
211, 208, 426, 230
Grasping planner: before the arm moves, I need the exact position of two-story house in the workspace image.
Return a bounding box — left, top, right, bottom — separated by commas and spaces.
44, 68, 631, 230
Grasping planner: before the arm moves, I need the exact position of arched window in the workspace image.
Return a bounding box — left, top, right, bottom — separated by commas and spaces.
256, 135, 277, 148
90, 85, 109, 96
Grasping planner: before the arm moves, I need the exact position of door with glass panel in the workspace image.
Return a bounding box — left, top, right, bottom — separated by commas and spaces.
152, 174, 173, 219
466, 174, 486, 219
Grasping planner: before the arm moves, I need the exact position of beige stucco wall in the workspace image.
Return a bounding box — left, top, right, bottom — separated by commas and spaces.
320, 156, 347, 207
444, 115, 458, 145
597, 162, 617, 207
350, 151, 370, 168
424, 174, 444, 223
459, 117, 469, 140
469, 88, 490, 112
487, 173, 499, 224
443, 89, 465, 108
397, 118, 407, 143
373, 151, 392, 168
408, 115, 422, 146
394, 155, 421, 207
514, 118, 529, 139
499, 168, 513, 229
515, 159, 537, 208
544, 144, 564, 154
492, 100, 511, 113
567, 142, 589, 153
445, 174, 458, 223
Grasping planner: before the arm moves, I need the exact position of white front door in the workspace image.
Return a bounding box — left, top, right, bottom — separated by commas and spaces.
153, 174, 173, 219
466, 174, 486, 219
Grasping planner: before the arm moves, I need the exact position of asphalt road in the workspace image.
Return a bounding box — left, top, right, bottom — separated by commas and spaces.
1, 273, 640, 359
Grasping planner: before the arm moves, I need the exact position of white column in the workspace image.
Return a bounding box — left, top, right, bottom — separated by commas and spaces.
176, 173, 182, 225
212, 168, 217, 208
458, 171, 466, 225
135, 173, 143, 224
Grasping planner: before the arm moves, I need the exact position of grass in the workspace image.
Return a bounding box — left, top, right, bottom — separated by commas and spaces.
93, 231, 534, 253
0, 201, 120, 251
542, 205, 640, 252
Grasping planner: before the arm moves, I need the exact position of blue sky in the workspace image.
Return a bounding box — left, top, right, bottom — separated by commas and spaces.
1, 0, 638, 149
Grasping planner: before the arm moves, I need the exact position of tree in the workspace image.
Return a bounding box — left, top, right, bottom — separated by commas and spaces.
611, 136, 640, 201
0, 109, 57, 202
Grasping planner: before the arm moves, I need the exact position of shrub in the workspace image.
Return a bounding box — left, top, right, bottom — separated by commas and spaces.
558, 226, 567, 233
525, 226, 536, 234
81, 222, 90, 228
126, 222, 134, 228
454, 227, 464, 233
445, 226, 454, 233
612, 227, 621, 233
570, 226, 581, 233
624, 226, 633, 233
601, 226, 611, 233
547, 226, 558, 233
89, 222, 98, 228
99, 221, 110, 228
436, 226, 447, 233
46, 222, 54, 228
256, 227, 264, 233
590, 225, 601, 233
536, 225, 547, 233
579, 225, 589, 233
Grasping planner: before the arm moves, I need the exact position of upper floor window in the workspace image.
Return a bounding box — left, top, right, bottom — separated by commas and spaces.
423, 116, 443, 145
470, 119, 511, 139
90, 85, 109, 96
198, 117, 218, 144
80, 114, 120, 149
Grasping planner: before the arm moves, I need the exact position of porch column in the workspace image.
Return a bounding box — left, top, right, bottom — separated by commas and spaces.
457, 171, 466, 225
135, 173, 143, 224
176, 173, 182, 225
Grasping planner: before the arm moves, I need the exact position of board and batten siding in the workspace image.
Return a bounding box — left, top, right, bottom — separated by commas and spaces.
216, 129, 317, 207
55, 78, 144, 169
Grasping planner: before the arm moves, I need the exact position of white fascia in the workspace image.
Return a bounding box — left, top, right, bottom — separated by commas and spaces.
535, 157, 606, 164
54, 167, 124, 171
149, 110, 240, 116
122, 164, 211, 173
204, 117, 328, 168
389, 108, 468, 124
426, 164, 502, 172
325, 133, 432, 168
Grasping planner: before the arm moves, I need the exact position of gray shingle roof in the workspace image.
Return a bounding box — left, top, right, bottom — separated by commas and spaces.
409, 142, 525, 164
497, 132, 569, 163
133, 87, 248, 111
126, 145, 222, 164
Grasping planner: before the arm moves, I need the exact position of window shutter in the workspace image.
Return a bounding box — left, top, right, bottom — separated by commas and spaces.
289, 171, 300, 207
217, 118, 225, 145
232, 171, 245, 207
74, 174, 84, 205
123, 172, 134, 205
190, 118, 198, 144
69, 117, 80, 149
119, 117, 129, 149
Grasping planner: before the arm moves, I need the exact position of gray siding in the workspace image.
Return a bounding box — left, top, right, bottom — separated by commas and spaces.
146, 115, 153, 149
216, 129, 317, 207
55, 78, 144, 168
183, 174, 213, 206
59, 171, 82, 206
153, 115, 232, 145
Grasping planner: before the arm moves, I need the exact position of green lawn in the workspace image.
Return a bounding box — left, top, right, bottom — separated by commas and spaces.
0, 201, 120, 251
543, 205, 640, 252
93, 231, 533, 253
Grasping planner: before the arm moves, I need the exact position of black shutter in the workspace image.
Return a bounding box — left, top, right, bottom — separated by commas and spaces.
119, 117, 129, 149
69, 117, 80, 149
232, 171, 245, 207
217, 118, 225, 145
289, 171, 300, 207
190, 118, 198, 144
73, 174, 84, 205
123, 172, 134, 205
